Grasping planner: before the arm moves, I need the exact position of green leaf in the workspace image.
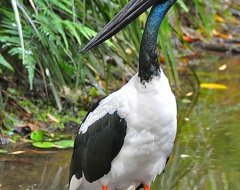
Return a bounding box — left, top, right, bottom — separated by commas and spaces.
62, 20, 81, 45
30, 130, 43, 141
0, 149, 8, 154
52, 0, 72, 14
177, 0, 189, 13
32, 142, 55, 148
0, 54, 14, 72
12, 135, 21, 142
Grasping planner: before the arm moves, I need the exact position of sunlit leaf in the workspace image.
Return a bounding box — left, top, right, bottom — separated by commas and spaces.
32, 142, 55, 148
16, 123, 27, 128
200, 83, 227, 89
30, 130, 43, 141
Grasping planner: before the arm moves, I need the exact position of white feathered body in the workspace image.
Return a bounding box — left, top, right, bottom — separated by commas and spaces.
70, 70, 177, 190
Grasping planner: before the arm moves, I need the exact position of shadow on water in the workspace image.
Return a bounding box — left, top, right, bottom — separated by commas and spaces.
0, 56, 240, 190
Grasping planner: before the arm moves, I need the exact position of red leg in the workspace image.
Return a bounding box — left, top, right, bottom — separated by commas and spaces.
143, 183, 150, 190
102, 186, 108, 190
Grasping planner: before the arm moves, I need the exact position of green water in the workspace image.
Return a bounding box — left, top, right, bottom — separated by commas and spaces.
0, 56, 239, 190
154, 56, 240, 189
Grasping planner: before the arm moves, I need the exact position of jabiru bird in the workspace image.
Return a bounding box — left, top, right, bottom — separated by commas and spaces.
69, 0, 177, 190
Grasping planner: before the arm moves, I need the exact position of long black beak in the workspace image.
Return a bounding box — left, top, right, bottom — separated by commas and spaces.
80, 0, 157, 53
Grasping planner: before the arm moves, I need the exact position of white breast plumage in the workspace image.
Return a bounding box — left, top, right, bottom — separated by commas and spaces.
70, 72, 177, 190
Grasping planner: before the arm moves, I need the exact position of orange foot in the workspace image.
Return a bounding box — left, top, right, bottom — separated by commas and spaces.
102, 186, 108, 190
143, 183, 150, 190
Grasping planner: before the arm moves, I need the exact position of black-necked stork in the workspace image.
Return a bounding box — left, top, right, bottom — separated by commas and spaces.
69, 0, 177, 190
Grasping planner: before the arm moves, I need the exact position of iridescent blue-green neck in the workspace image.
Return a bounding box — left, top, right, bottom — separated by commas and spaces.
138, 0, 176, 83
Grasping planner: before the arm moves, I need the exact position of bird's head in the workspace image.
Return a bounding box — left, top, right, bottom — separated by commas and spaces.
80, 0, 177, 53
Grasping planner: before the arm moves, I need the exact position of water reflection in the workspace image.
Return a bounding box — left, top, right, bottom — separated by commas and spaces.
0, 145, 70, 190
155, 56, 240, 189
0, 56, 239, 190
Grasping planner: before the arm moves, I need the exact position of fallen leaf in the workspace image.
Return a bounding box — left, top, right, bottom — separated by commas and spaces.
29, 149, 56, 154
28, 123, 40, 131
212, 29, 229, 39
200, 83, 227, 89
47, 113, 60, 123
50, 133, 55, 138
219, 64, 227, 71
9, 151, 26, 155
17, 123, 28, 128
183, 35, 200, 42
185, 92, 193, 96
214, 15, 226, 23
181, 58, 189, 64
180, 154, 190, 158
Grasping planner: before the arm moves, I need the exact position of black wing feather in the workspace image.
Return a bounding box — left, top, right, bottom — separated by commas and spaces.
69, 110, 127, 183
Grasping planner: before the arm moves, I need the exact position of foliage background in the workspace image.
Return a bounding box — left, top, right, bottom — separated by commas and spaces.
0, 0, 237, 109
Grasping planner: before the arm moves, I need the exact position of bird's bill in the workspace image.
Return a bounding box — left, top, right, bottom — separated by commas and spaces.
80, 0, 158, 53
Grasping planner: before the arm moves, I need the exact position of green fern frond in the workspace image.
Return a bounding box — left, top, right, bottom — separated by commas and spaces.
0, 8, 15, 20
62, 20, 82, 45
75, 24, 97, 40
55, 22, 69, 50
0, 35, 20, 46
0, 28, 19, 36
8, 47, 21, 56
42, 8, 61, 21
24, 53, 36, 90
38, 11, 69, 49
0, 54, 14, 72
58, 0, 72, 6
37, 14, 58, 41
51, 0, 73, 14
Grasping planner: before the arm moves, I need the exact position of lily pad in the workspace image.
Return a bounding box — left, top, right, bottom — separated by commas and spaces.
32, 142, 54, 148
54, 140, 74, 148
